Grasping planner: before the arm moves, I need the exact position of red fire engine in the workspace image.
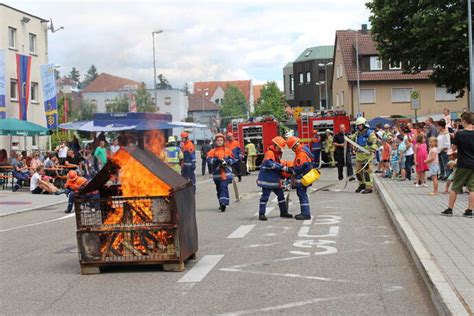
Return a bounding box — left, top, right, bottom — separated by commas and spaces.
226, 117, 280, 167
296, 110, 351, 166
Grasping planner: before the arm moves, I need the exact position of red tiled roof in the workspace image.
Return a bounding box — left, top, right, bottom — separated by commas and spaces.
253, 84, 264, 103
188, 94, 219, 112
334, 30, 432, 82
82, 73, 141, 93
194, 80, 252, 103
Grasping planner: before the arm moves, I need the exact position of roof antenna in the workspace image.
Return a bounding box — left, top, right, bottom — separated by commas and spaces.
48, 18, 64, 33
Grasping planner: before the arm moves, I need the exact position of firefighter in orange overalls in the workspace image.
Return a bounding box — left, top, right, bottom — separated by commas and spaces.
287, 136, 314, 220
207, 133, 237, 212
226, 132, 243, 182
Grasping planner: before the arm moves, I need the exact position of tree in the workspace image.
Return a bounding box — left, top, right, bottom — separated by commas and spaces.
82, 65, 98, 88
366, 0, 469, 96
68, 67, 81, 85
219, 86, 248, 127
106, 95, 129, 113
135, 83, 157, 112
70, 100, 97, 121
156, 74, 172, 89
253, 82, 286, 120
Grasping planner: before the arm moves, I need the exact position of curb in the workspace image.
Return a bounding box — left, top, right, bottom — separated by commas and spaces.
374, 177, 469, 316
0, 200, 67, 218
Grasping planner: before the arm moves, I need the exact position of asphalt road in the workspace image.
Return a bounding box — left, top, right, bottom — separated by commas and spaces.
0, 165, 435, 315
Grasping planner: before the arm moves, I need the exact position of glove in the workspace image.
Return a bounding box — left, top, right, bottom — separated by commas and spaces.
221, 159, 227, 167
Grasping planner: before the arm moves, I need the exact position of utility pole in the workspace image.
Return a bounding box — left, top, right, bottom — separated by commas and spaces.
468, 0, 474, 111
355, 30, 361, 116
152, 30, 163, 109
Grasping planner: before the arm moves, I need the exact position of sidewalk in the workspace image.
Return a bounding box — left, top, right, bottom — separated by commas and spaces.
374, 176, 472, 316
0, 189, 67, 217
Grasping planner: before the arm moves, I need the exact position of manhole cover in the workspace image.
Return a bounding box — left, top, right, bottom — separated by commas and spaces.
0, 201, 32, 205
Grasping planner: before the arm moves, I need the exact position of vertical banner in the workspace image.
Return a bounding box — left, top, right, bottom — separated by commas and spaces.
0, 50, 5, 119
16, 54, 32, 121
40, 64, 58, 129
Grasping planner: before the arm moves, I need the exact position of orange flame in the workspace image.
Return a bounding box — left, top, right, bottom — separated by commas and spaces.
144, 130, 165, 158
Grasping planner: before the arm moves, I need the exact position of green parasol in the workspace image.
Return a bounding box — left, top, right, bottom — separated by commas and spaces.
0, 118, 51, 136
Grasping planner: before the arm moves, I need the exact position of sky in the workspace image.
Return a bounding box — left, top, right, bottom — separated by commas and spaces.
7, 0, 371, 90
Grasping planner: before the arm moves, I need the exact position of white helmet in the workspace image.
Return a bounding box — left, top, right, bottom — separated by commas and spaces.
355, 117, 367, 126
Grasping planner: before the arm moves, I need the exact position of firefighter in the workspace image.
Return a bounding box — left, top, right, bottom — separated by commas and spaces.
207, 133, 236, 212
351, 117, 378, 194
226, 132, 243, 182
180, 131, 196, 192
325, 129, 336, 167
257, 136, 293, 221
162, 136, 184, 173
287, 136, 314, 220
245, 139, 257, 172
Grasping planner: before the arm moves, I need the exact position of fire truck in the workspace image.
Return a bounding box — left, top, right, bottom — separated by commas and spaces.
296, 110, 351, 166
226, 117, 280, 167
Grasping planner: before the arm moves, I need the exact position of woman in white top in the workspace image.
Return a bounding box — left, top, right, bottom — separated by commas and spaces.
30, 166, 61, 194
437, 119, 451, 180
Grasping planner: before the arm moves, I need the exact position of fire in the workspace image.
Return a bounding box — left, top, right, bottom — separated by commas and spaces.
144, 130, 165, 158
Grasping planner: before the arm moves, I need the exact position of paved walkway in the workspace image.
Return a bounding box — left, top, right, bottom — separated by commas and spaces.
374, 176, 472, 315
0, 189, 67, 217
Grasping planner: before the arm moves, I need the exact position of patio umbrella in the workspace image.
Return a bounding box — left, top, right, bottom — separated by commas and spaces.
0, 118, 50, 136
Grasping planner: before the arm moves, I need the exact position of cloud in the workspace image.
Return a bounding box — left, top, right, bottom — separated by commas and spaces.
5, 0, 370, 88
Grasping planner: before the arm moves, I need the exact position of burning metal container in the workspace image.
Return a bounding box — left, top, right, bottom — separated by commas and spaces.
74, 145, 198, 275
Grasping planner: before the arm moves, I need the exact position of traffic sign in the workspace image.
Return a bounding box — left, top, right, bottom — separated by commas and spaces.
410, 91, 421, 110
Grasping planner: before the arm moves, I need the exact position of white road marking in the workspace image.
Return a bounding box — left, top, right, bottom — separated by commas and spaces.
303, 217, 313, 225
244, 242, 282, 248
253, 207, 274, 217
220, 268, 350, 283
228, 255, 308, 269
0, 213, 75, 233
177, 255, 224, 283
227, 225, 256, 239
297, 226, 339, 238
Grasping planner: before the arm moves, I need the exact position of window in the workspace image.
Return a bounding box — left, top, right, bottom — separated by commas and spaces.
336, 64, 343, 79
29, 33, 37, 54
360, 88, 375, 104
305, 71, 311, 83
391, 88, 413, 103
340, 91, 345, 106
289, 75, 294, 94
389, 61, 401, 70
298, 72, 304, 84
436, 87, 457, 101
10, 79, 18, 100
8, 27, 16, 48
304, 50, 312, 57
31, 82, 38, 102
336, 93, 340, 107
370, 56, 382, 70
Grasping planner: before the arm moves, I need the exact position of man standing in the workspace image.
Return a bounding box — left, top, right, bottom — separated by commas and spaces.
425, 117, 438, 146
94, 140, 107, 171
65, 150, 84, 174
162, 136, 184, 173
180, 131, 196, 192
245, 140, 257, 172
257, 136, 293, 221
200, 139, 212, 175
351, 117, 378, 194
442, 112, 473, 217
226, 132, 243, 182
56, 141, 69, 164
110, 139, 121, 154
207, 133, 236, 212
333, 124, 353, 181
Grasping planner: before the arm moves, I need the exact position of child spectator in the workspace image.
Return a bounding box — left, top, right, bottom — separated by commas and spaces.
390, 140, 400, 179
445, 150, 457, 193
414, 134, 428, 187
425, 137, 439, 196
397, 134, 407, 181
381, 137, 391, 177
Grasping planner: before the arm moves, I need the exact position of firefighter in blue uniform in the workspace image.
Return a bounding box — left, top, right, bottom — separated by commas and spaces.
207, 133, 236, 212
287, 136, 314, 220
180, 131, 196, 192
257, 136, 293, 221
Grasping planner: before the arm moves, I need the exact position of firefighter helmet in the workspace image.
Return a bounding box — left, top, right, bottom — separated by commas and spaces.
180, 131, 189, 138
68, 170, 78, 180
355, 117, 367, 126
226, 132, 233, 138
286, 136, 300, 149
167, 136, 176, 143
272, 136, 286, 149
214, 133, 225, 141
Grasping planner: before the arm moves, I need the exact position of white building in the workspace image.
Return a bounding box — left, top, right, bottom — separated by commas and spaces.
0, 4, 49, 151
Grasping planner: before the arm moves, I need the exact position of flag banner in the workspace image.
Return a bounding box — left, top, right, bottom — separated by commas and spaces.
40, 64, 58, 129
16, 54, 32, 121
0, 50, 6, 119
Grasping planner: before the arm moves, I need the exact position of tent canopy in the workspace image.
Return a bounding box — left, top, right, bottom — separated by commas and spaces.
59, 120, 207, 132
0, 118, 50, 136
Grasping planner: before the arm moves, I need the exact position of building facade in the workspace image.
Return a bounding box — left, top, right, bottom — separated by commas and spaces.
0, 4, 49, 150
282, 62, 294, 106
193, 80, 254, 112
332, 28, 468, 118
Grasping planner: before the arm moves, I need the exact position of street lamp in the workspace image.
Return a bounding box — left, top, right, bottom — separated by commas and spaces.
318, 62, 333, 109
152, 30, 163, 109
315, 81, 325, 110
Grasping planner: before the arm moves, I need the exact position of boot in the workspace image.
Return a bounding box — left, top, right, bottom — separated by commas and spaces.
219, 204, 226, 212
361, 188, 373, 194
238, 175, 242, 182
463, 209, 472, 217
441, 208, 453, 216
259, 214, 268, 221
280, 212, 293, 218
295, 214, 311, 220
355, 185, 365, 193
